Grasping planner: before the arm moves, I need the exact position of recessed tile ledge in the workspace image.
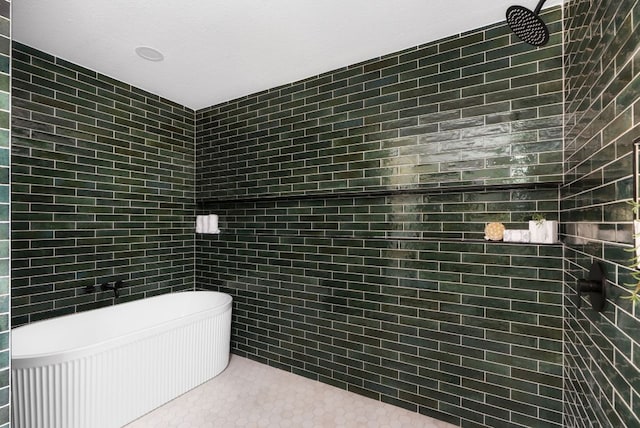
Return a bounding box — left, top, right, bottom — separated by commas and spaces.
197, 232, 563, 246
197, 181, 562, 206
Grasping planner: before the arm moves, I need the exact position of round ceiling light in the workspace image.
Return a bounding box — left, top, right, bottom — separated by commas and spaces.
135, 46, 164, 62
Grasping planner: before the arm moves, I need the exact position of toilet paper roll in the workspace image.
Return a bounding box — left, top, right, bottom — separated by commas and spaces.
196, 215, 204, 233
208, 214, 220, 234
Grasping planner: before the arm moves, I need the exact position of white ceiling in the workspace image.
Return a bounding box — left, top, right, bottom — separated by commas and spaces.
13, 0, 563, 111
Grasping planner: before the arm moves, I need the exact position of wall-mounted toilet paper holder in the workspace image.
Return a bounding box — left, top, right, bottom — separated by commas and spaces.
576, 262, 606, 312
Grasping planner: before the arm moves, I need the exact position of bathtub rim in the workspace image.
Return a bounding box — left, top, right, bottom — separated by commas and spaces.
11, 290, 232, 368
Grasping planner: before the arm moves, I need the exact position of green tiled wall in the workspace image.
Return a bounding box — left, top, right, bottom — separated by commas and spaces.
196, 9, 564, 201
0, 1, 8, 426
196, 7, 566, 427
15, 3, 639, 427
11, 43, 196, 326
563, 0, 640, 426
198, 217, 564, 427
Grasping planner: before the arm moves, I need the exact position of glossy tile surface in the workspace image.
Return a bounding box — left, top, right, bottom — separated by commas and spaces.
11, 42, 196, 327
563, 0, 640, 426
126, 355, 456, 428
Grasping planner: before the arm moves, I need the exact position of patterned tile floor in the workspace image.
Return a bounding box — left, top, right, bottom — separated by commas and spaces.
126, 355, 457, 428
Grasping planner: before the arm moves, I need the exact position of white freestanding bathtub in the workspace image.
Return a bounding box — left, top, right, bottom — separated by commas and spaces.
11, 291, 232, 428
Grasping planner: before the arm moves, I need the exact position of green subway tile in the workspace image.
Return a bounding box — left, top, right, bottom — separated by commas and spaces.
14, 13, 570, 426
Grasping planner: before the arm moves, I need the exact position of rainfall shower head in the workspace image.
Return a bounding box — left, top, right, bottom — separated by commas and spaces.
506, 0, 549, 46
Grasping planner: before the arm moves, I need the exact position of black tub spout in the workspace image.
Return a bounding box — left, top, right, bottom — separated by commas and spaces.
101, 280, 125, 298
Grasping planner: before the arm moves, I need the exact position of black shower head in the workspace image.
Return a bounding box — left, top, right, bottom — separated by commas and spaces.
506, 0, 549, 47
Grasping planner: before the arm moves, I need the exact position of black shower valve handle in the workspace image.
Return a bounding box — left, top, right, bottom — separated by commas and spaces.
576, 279, 602, 308
576, 262, 607, 312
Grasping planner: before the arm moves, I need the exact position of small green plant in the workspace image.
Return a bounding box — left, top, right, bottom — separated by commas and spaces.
624, 200, 640, 304
625, 270, 640, 304
531, 213, 546, 225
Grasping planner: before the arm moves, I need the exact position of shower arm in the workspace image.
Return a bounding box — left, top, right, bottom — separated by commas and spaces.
533, 0, 547, 15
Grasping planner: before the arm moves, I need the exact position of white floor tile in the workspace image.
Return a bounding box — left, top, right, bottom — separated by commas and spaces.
126, 355, 457, 428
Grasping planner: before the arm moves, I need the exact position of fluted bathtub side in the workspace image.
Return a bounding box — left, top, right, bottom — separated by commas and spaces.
12, 291, 232, 428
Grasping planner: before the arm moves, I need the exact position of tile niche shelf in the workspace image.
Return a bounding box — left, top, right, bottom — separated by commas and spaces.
196, 181, 562, 245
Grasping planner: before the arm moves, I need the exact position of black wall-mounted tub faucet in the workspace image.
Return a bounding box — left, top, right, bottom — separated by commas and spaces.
101, 280, 125, 298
